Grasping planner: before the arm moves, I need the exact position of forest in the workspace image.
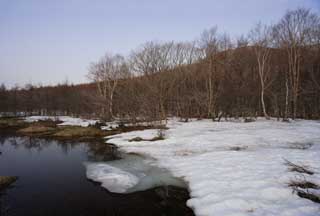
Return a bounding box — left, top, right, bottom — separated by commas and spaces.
1, 8, 320, 121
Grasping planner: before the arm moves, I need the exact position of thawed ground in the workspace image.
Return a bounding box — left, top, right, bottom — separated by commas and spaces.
87, 119, 320, 216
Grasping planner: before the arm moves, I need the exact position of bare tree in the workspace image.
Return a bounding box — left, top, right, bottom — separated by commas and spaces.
199, 26, 220, 118
199, 27, 232, 118
130, 41, 176, 122
273, 8, 320, 119
249, 22, 273, 119
237, 35, 249, 48
88, 53, 128, 120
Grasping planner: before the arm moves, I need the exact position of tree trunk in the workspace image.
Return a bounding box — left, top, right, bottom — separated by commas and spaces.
260, 88, 269, 119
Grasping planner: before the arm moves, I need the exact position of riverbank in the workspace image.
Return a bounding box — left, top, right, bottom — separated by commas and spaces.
0, 116, 162, 142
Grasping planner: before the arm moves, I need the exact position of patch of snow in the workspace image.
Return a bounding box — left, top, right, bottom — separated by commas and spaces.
101, 122, 121, 131
24, 116, 98, 127
103, 119, 320, 216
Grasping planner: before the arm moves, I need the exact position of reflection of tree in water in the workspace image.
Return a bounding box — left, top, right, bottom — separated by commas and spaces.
0, 191, 12, 216
0, 135, 119, 161
86, 142, 119, 162
0, 136, 6, 146
58, 141, 82, 155
20, 137, 48, 151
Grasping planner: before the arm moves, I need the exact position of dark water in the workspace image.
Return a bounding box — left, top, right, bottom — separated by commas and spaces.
0, 135, 193, 216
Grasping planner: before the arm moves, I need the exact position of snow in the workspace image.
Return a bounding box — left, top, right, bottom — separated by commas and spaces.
85, 154, 186, 193
101, 119, 320, 216
24, 116, 98, 127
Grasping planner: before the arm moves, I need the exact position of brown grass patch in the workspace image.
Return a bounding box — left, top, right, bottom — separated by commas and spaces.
18, 125, 55, 134
53, 126, 105, 138
0, 117, 27, 130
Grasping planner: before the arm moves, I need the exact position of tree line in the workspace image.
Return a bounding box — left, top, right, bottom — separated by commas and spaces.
1, 8, 320, 121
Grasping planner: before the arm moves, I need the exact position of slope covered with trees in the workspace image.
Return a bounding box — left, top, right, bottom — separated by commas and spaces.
1, 8, 320, 121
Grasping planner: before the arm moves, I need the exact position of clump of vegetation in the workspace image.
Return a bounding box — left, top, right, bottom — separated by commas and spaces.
288, 180, 320, 203
229, 146, 248, 151
128, 129, 166, 142
289, 180, 319, 189
53, 126, 105, 138
244, 118, 256, 123
285, 159, 320, 204
294, 189, 320, 203
129, 137, 144, 142
18, 125, 55, 134
284, 159, 314, 175
0, 117, 27, 130
0, 176, 18, 190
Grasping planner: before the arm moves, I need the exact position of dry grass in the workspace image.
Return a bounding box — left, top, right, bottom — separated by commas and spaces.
284, 159, 314, 175
18, 125, 55, 134
285, 159, 320, 204
289, 180, 320, 204
53, 126, 105, 138
289, 180, 319, 189
0, 117, 27, 129
294, 190, 320, 203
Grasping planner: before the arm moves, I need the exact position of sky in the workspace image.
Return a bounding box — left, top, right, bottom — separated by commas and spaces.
0, 0, 319, 88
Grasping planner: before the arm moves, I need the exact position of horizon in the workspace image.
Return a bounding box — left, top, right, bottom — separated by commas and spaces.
1, 0, 320, 88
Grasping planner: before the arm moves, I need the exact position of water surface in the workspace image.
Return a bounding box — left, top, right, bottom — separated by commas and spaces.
0, 134, 193, 216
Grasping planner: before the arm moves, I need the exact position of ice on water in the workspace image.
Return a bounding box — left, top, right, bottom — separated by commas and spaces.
85, 154, 186, 193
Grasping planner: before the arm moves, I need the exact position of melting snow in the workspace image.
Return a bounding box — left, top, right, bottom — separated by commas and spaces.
85, 154, 186, 193
102, 119, 320, 216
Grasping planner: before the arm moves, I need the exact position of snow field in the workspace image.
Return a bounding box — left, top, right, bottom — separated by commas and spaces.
102, 119, 320, 216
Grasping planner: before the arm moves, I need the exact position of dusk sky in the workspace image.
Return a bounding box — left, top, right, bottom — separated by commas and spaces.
1, 0, 319, 88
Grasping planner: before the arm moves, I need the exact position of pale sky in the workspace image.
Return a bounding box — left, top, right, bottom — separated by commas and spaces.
1, 0, 319, 88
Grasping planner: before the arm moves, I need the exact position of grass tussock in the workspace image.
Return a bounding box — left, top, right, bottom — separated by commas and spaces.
285, 159, 320, 204
289, 180, 320, 189
289, 180, 320, 203
284, 159, 314, 175
294, 190, 320, 203
229, 146, 248, 151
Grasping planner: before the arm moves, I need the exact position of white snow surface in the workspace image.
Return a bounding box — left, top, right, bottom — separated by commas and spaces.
104, 119, 320, 216
24, 116, 98, 127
